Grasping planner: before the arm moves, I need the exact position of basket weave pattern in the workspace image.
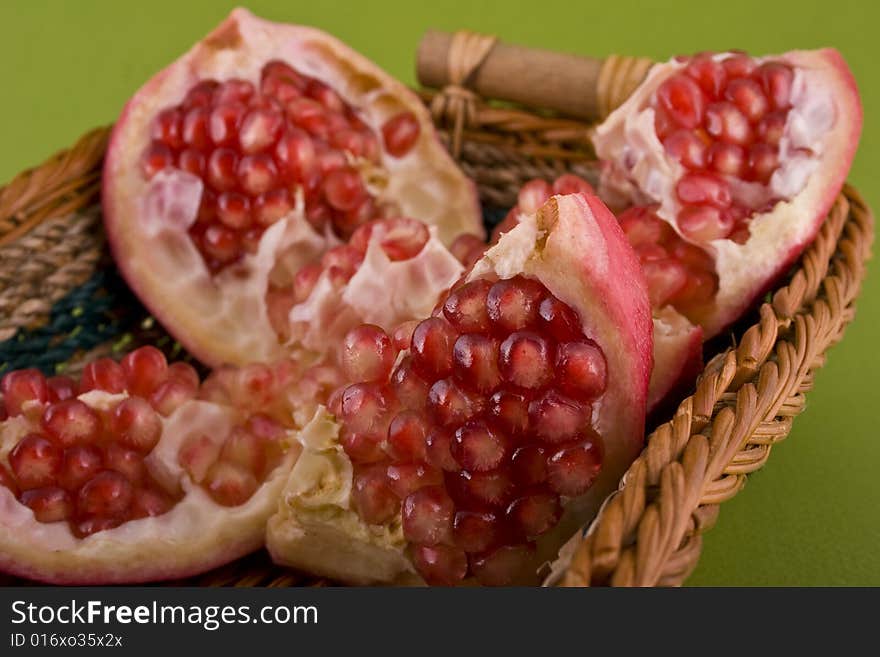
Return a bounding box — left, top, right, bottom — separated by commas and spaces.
0, 54, 873, 585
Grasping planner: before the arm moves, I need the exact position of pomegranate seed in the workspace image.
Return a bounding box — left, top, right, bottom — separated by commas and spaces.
182, 107, 211, 149
756, 62, 794, 110
150, 377, 197, 417
452, 509, 502, 553
511, 445, 549, 486
669, 270, 719, 310
213, 192, 250, 230
675, 172, 732, 208
20, 487, 73, 523
233, 363, 276, 408
208, 103, 247, 146
2, 369, 48, 416
547, 439, 603, 496
351, 466, 399, 524
642, 259, 689, 307
653, 105, 677, 140
708, 142, 747, 177
121, 346, 168, 398
103, 444, 146, 486
220, 427, 266, 477
386, 463, 444, 498
151, 108, 183, 149
391, 320, 419, 351
179, 434, 221, 484
274, 129, 316, 182
206, 148, 239, 191
552, 174, 596, 198
722, 54, 756, 79
427, 378, 479, 427
517, 179, 552, 213
131, 487, 173, 518
77, 470, 134, 517
748, 143, 779, 183
381, 112, 420, 157
450, 233, 486, 268
499, 331, 554, 390
452, 419, 509, 472
178, 149, 205, 177
58, 445, 102, 491
237, 107, 283, 154
341, 325, 395, 383
196, 189, 217, 224
555, 341, 607, 401
341, 430, 386, 464
376, 217, 429, 261
183, 79, 219, 109
663, 130, 708, 169
757, 111, 787, 146
291, 263, 322, 304
167, 362, 199, 389
110, 397, 162, 454
443, 280, 492, 333
204, 462, 258, 507
486, 277, 544, 333
237, 154, 277, 196
385, 411, 429, 461
685, 54, 727, 98
725, 78, 769, 124
528, 390, 590, 444
214, 79, 254, 104
80, 358, 126, 394
656, 74, 707, 129
46, 376, 77, 403
456, 469, 515, 507
637, 244, 667, 263
677, 205, 734, 242
323, 168, 366, 211
322, 245, 363, 285
705, 101, 753, 145
452, 334, 501, 393
390, 358, 430, 409
488, 390, 529, 436
253, 188, 293, 226
537, 296, 582, 342
286, 97, 327, 136
73, 516, 122, 538
402, 486, 454, 545
507, 490, 561, 538
412, 317, 457, 379
141, 142, 174, 179
199, 224, 241, 263
262, 60, 306, 90
411, 545, 468, 585
330, 128, 366, 157
470, 543, 536, 586
306, 79, 345, 112
425, 428, 459, 472
41, 400, 100, 447
340, 383, 388, 435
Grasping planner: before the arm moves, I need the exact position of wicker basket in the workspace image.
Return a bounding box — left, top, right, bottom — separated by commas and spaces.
0, 35, 873, 587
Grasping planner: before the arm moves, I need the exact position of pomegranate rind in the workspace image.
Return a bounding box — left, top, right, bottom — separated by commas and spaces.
266, 193, 653, 584
647, 308, 703, 414
594, 49, 862, 338
102, 8, 482, 367
0, 392, 298, 584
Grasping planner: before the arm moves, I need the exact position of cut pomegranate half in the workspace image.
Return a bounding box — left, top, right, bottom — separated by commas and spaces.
594, 49, 862, 338
0, 348, 305, 584
267, 191, 652, 585
103, 9, 482, 368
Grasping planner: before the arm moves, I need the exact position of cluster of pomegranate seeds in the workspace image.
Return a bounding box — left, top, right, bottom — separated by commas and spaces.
618, 205, 718, 319
0, 348, 289, 537
141, 60, 421, 272
655, 53, 795, 243
333, 276, 606, 585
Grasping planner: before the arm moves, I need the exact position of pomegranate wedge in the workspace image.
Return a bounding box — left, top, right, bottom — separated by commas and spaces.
594, 49, 862, 338
0, 349, 306, 584
103, 9, 481, 369
267, 192, 652, 585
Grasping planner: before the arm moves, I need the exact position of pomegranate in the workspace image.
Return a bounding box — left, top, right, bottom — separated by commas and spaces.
594, 49, 862, 338
0, 348, 305, 584
267, 191, 653, 585
103, 9, 482, 368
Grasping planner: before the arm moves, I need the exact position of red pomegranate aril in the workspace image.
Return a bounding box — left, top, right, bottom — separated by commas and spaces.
663, 130, 708, 169
450, 233, 487, 268
452, 419, 509, 472
261, 60, 306, 91
390, 358, 430, 409
200, 224, 240, 264
386, 463, 444, 499
274, 129, 316, 182
725, 78, 769, 123
470, 543, 536, 586
178, 434, 221, 484
685, 54, 726, 97
486, 277, 544, 333
167, 362, 199, 389
131, 487, 173, 519
411, 545, 468, 586
176, 149, 204, 177
488, 390, 529, 436
58, 445, 102, 491
412, 317, 457, 379
402, 486, 454, 545
352, 466, 399, 524
208, 103, 247, 146
722, 53, 756, 79
323, 168, 366, 212
537, 296, 582, 342
507, 490, 561, 538
456, 469, 515, 507
214, 192, 251, 229
141, 142, 174, 179
306, 79, 345, 113
452, 334, 501, 393
9, 434, 61, 490
385, 411, 429, 461
81, 358, 126, 394
499, 331, 554, 390
220, 427, 266, 477
121, 349, 166, 399
341, 325, 396, 384
654, 105, 677, 140
453, 509, 502, 553
41, 399, 100, 447
642, 259, 689, 307
708, 142, 747, 177
204, 461, 258, 507
150, 377, 198, 417
253, 188, 292, 226
290, 263, 320, 304
151, 108, 183, 149
552, 174, 596, 198
110, 397, 162, 454
77, 470, 134, 517
443, 280, 492, 333
748, 143, 779, 183
206, 148, 239, 191
214, 79, 255, 105
670, 270, 718, 310
528, 390, 590, 444
183, 79, 219, 109
382, 112, 420, 158
330, 129, 365, 158
555, 341, 607, 401
425, 427, 458, 472
427, 378, 479, 427
757, 111, 787, 146
705, 101, 753, 146
20, 487, 73, 523
677, 205, 734, 242
517, 179, 552, 213
391, 320, 419, 352
341, 430, 386, 464
377, 218, 429, 261
656, 74, 707, 129
757, 62, 794, 110
2, 369, 48, 416
339, 383, 388, 435
182, 107, 211, 149
104, 444, 146, 486
676, 171, 732, 209
46, 376, 77, 403
73, 516, 122, 538
237, 154, 277, 196
238, 108, 283, 154
510, 445, 548, 486
547, 439, 603, 496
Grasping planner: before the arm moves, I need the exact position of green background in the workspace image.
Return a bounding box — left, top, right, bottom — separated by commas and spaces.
0, 0, 877, 585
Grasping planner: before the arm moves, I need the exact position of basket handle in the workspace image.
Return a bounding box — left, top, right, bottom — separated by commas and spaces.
417, 30, 654, 122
